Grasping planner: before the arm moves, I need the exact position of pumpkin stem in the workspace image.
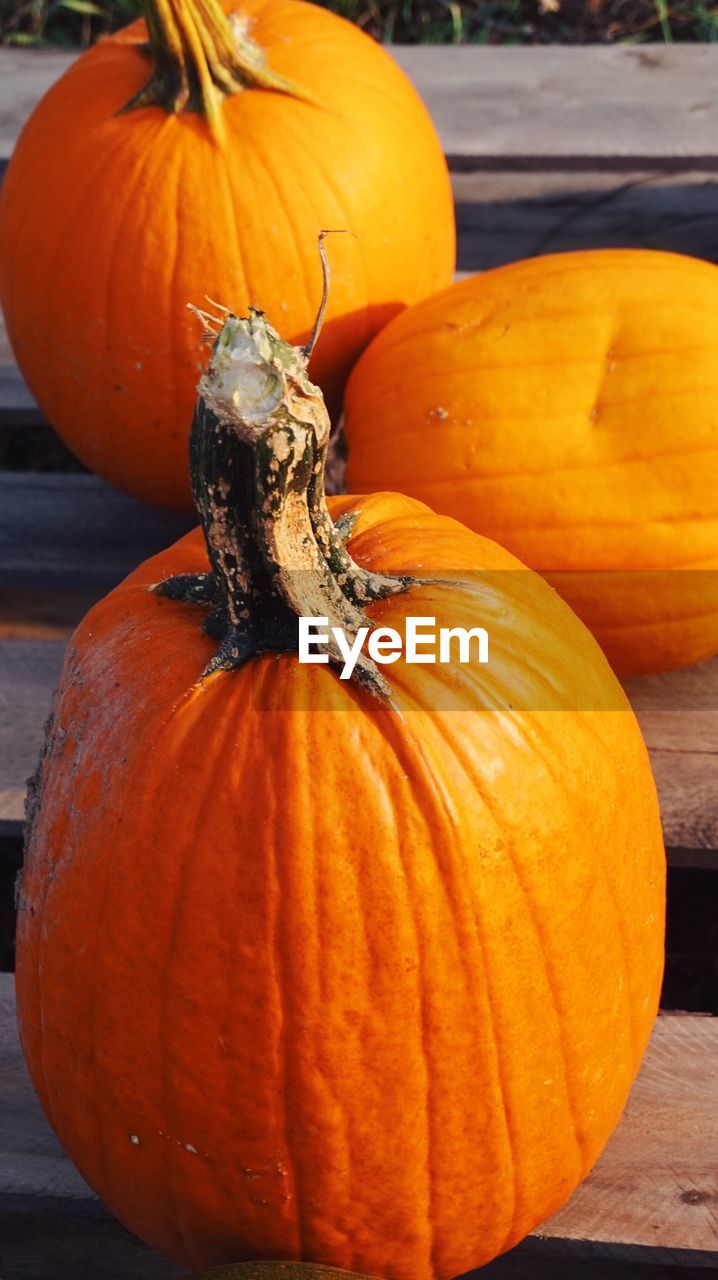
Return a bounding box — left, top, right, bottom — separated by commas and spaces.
124, 0, 313, 137
155, 304, 417, 699
303, 229, 357, 361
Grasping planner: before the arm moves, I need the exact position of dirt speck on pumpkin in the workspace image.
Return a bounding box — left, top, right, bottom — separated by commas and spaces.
428, 406, 448, 423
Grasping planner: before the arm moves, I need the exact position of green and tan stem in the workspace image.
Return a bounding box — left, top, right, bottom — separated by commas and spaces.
155, 307, 417, 699
124, 0, 312, 134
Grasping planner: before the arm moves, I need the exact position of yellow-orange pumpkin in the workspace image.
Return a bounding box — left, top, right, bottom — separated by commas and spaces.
344, 249, 718, 676
17, 308, 664, 1280
0, 0, 454, 511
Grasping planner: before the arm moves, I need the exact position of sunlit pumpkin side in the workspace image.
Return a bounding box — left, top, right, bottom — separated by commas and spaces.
344, 248, 718, 676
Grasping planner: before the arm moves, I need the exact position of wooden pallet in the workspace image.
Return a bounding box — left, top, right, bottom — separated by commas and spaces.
0, 43, 717, 1280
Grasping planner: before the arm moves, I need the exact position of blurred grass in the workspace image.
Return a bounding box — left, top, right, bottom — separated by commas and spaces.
3, 0, 718, 46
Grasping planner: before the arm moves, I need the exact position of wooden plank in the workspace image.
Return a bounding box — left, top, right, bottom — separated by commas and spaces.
1, 304, 14, 366
0, 974, 95, 1201
0, 587, 96, 641
454, 169, 718, 272
0, 366, 44, 427
396, 46, 718, 170
0, 49, 78, 160
0, 1197, 185, 1280
0, 639, 66, 824
3, 46, 718, 169
624, 663, 718, 856
1, 974, 717, 1267
0, 473, 192, 590
538, 1015, 718, 1256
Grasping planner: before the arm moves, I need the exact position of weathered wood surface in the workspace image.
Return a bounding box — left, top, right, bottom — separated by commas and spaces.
0, 49, 76, 160
0, 639, 66, 823
2, 46, 718, 167
0, 473, 192, 590
0, 367, 45, 428
2, 974, 717, 1273
454, 170, 718, 272
539, 1015, 718, 1255
624, 663, 718, 862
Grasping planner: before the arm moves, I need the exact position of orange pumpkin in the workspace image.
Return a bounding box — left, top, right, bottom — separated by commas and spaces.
344, 249, 718, 677
0, 0, 454, 512
17, 308, 664, 1280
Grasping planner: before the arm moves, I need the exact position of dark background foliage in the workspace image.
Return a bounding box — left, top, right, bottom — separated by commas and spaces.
3, 0, 718, 47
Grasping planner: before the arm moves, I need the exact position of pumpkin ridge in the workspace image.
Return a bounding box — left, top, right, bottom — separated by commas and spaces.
271, 686, 308, 1258
163, 695, 243, 1258
364, 713, 448, 1275
292, 696, 432, 1267
425, 746, 522, 1261
481, 509, 718, 536
568, 715, 657, 1068
6, 125, 139, 415
272, 113, 364, 332
508, 711, 642, 1071
409, 708, 585, 1174
365, 708, 519, 1269
104, 120, 182, 438
431, 701, 644, 1172
218, 145, 252, 325
388, 443, 718, 489
251, 131, 318, 324
85, 718, 125, 1216
473, 746, 600, 1168
169, 137, 195, 440
225, 663, 303, 1259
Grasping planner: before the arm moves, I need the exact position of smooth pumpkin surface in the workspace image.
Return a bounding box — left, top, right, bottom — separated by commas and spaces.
344, 249, 718, 676
0, 0, 454, 511
17, 489, 664, 1279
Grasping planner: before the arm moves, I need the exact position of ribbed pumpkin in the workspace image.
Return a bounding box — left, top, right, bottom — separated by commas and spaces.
344, 248, 718, 676
17, 307, 665, 1280
0, 0, 454, 511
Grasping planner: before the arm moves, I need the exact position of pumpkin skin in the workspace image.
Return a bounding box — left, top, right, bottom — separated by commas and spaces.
344, 249, 718, 676
0, 0, 454, 512
17, 490, 664, 1280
